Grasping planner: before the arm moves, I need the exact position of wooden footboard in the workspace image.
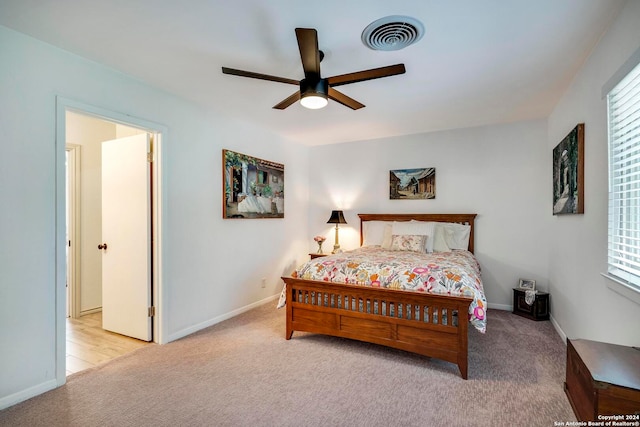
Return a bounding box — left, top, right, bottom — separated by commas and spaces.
282, 276, 473, 379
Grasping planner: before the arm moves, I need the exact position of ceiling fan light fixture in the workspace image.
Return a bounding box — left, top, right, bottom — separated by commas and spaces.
300, 78, 328, 109
300, 94, 328, 109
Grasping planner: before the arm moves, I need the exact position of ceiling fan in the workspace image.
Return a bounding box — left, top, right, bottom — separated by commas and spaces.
221, 28, 406, 110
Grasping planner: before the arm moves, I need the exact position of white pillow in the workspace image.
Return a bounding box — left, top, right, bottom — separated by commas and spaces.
381, 224, 393, 249
362, 221, 392, 247
443, 223, 471, 250
391, 220, 436, 252
432, 223, 452, 252
362, 221, 384, 246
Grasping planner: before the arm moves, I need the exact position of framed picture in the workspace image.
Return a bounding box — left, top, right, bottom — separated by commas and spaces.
222, 149, 284, 219
390, 168, 436, 199
553, 123, 584, 214
518, 279, 536, 291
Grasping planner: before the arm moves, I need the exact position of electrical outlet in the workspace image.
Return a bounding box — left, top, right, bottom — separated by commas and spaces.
261, 278, 266, 288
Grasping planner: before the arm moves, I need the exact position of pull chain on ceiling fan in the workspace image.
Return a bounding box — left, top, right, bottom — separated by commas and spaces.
222, 28, 406, 110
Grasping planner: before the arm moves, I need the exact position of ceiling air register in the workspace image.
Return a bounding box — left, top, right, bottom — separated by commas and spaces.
361, 16, 425, 51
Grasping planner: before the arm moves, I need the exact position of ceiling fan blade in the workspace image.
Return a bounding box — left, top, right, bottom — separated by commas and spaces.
273, 91, 301, 110
327, 64, 406, 87
295, 28, 320, 78
328, 87, 365, 110
222, 67, 299, 85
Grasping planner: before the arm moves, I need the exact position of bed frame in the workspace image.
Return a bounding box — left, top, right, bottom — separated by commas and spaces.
282, 213, 477, 379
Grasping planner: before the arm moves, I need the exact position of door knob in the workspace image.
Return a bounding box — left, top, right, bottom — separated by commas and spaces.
98, 243, 108, 250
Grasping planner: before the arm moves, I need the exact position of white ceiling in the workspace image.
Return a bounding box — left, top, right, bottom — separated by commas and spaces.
0, 0, 624, 145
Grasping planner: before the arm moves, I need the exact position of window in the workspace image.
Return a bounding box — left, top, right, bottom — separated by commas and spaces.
607, 61, 640, 291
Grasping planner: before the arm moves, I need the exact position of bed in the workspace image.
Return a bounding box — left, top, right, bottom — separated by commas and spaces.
280, 213, 485, 379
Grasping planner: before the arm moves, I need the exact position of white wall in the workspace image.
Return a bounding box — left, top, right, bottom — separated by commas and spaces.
115, 123, 146, 139
308, 119, 549, 309
0, 24, 309, 408
547, 0, 640, 346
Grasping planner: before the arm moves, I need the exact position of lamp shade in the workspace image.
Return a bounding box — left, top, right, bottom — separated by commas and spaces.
327, 210, 347, 224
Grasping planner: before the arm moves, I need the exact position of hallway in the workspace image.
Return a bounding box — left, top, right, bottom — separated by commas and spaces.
66, 312, 151, 376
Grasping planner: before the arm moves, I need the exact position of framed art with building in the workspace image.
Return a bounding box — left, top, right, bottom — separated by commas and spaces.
222, 149, 284, 219
389, 168, 436, 199
552, 123, 584, 215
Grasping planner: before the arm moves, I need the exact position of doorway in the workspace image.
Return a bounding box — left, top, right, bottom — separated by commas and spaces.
65, 116, 153, 373
55, 98, 166, 384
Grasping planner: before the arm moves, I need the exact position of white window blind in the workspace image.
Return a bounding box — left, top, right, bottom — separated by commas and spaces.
607, 61, 640, 289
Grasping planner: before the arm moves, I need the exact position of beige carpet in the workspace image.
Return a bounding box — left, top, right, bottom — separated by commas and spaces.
0, 304, 576, 426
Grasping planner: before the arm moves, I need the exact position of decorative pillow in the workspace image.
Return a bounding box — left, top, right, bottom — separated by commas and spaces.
432, 224, 453, 252
392, 220, 436, 252
390, 234, 427, 252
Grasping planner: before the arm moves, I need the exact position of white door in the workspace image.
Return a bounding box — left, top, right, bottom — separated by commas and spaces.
100, 134, 152, 341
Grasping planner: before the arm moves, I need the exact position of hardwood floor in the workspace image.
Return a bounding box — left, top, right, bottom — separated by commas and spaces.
66, 312, 151, 376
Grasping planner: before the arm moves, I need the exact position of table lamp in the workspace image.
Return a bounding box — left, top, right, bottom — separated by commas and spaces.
327, 210, 347, 253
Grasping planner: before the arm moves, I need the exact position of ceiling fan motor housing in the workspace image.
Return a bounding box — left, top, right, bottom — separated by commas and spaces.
300, 78, 328, 98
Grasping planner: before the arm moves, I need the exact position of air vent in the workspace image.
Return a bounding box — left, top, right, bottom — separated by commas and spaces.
361, 16, 424, 51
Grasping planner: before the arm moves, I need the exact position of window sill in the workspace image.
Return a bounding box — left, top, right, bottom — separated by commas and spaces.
601, 273, 640, 306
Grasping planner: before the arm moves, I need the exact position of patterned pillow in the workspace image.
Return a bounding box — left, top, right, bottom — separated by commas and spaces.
390, 234, 427, 252
392, 220, 436, 252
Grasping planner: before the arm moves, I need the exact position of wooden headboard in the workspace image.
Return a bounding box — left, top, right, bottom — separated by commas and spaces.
358, 213, 477, 253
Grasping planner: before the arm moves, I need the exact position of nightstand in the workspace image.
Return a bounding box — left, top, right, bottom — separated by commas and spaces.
309, 253, 328, 260
512, 288, 550, 321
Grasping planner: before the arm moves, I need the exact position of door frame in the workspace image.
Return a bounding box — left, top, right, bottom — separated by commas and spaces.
55, 97, 167, 386
66, 144, 81, 319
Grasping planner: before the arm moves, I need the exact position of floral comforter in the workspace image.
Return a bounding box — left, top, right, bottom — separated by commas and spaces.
285, 247, 487, 333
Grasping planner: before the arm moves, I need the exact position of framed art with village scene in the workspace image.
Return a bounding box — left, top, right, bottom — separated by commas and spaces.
223, 149, 284, 219
390, 168, 436, 199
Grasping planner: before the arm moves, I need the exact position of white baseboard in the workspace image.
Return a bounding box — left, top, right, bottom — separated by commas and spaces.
487, 302, 511, 311
0, 379, 57, 411
79, 307, 101, 316
550, 314, 567, 344
167, 294, 280, 343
